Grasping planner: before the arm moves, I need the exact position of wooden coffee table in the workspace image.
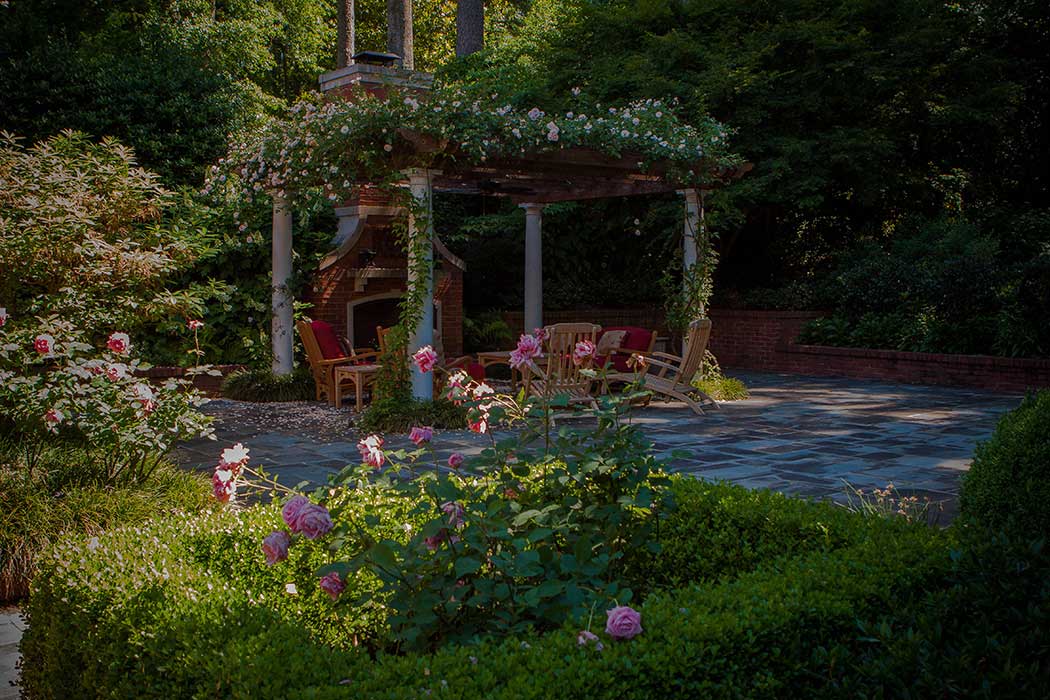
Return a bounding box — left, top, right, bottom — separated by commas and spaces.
333, 364, 380, 410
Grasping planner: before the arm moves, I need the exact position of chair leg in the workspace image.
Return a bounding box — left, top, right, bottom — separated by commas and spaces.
669, 389, 706, 415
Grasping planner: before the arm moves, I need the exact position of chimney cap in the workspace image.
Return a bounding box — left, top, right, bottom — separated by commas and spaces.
351, 51, 401, 67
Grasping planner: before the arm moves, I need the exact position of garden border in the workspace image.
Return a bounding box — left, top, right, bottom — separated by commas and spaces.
136, 364, 246, 396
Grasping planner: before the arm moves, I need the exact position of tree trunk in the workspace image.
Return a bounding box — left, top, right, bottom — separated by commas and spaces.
336, 0, 355, 68
456, 0, 484, 57
386, 0, 414, 69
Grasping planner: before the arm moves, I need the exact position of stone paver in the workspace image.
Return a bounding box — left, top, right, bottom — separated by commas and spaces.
0, 607, 25, 700
177, 372, 1021, 519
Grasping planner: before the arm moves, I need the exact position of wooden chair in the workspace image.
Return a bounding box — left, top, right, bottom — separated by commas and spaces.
297, 319, 379, 406
375, 325, 483, 391
522, 322, 601, 408
607, 318, 717, 415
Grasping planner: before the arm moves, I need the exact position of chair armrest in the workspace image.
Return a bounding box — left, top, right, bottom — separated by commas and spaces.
640, 356, 681, 380
316, 357, 351, 367
649, 351, 682, 364
351, 350, 380, 362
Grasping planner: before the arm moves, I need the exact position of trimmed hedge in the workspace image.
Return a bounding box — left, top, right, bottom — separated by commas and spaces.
960, 389, 1050, 535
20, 478, 946, 698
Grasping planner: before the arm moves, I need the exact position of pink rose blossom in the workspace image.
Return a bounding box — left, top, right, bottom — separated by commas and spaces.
105, 363, 128, 382
0, 308, 8, 327
533, 327, 548, 342
357, 434, 385, 468
220, 443, 250, 469
262, 530, 291, 566
468, 417, 488, 434
577, 630, 604, 650
212, 468, 236, 503
605, 605, 643, 640
187, 319, 205, 330
412, 345, 438, 373
282, 495, 311, 529
294, 503, 334, 540
446, 370, 468, 389
573, 340, 597, 366
424, 531, 460, 551
106, 332, 131, 355
441, 501, 465, 529
509, 333, 542, 369
409, 425, 433, 446
44, 408, 63, 431
33, 334, 55, 355
447, 453, 464, 469
319, 571, 345, 600
133, 383, 156, 414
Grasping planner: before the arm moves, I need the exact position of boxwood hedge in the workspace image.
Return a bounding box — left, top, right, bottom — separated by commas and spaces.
20, 478, 949, 699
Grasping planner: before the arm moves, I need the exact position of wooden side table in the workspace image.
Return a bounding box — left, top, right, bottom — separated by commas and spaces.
333, 364, 380, 410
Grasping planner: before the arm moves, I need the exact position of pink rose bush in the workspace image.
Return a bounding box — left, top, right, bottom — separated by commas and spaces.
0, 316, 213, 484
605, 605, 643, 640
224, 334, 663, 653
0, 308, 7, 327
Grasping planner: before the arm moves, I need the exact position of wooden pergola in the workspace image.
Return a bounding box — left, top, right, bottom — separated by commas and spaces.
268, 64, 750, 400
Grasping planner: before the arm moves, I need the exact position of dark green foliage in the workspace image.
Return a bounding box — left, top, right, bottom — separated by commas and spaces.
960, 391, 1050, 535
19, 482, 954, 698
0, 438, 211, 602
825, 532, 1050, 699
796, 213, 1050, 356
463, 311, 514, 353
357, 395, 469, 433
221, 367, 316, 402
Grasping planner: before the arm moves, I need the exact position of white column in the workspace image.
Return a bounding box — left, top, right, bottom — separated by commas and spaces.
682, 188, 701, 274
271, 194, 294, 375
406, 169, 435, 400
520, 203, 545, 332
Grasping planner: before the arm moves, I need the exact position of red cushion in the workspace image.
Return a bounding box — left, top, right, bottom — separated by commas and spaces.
311, 320, 346, 360
597, 326, 655, 372
466, 362, 486, 382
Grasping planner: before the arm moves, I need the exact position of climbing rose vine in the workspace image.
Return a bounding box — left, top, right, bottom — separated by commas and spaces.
204, 86, 740, 215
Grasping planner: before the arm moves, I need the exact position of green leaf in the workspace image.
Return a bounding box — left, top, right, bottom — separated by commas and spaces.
454, 557, 483, 577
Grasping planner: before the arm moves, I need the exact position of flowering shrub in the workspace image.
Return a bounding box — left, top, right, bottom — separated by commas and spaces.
239, 339, 669, 652
0, 314, 214, 484
205, 86, 740, 216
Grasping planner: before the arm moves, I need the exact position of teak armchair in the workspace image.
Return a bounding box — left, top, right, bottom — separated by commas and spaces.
297, 319, 379, 406
522, 322, 601, 408
607, 318, 717, 415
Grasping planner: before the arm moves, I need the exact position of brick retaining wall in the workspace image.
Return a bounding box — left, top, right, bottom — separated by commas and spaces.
496, 307, 1050, 392
136, 364, 245, 396
708, 309, 1050, 392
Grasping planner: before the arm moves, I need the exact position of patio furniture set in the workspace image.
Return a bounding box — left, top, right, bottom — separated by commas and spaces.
298, 317, 718, 415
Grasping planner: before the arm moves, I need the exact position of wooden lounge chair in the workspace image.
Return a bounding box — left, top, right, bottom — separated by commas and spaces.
607, 318, 717, 415
522, 322, 601, 408
297, 319, 379, 406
